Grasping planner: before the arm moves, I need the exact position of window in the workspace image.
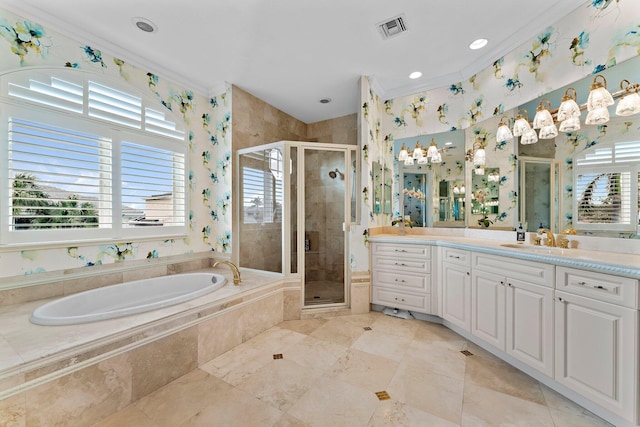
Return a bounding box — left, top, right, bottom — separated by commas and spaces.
241, 150, 283, 225
0, 69, 187, 244
574, 141, 640, 233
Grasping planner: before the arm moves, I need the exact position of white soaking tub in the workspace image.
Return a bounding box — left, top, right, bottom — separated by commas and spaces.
30, 272, 227, 325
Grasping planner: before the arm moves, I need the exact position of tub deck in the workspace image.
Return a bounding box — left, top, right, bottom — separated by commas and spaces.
0, 268, 285, 400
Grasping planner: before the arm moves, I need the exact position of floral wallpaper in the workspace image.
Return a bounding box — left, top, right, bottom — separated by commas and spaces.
0, 8, 232, 278
357, 0, 640, 269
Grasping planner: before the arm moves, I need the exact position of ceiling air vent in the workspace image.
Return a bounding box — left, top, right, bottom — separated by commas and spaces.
377, 14, 407, 40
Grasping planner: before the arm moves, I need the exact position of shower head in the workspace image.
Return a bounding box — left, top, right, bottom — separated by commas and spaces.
329, 168, 344, 180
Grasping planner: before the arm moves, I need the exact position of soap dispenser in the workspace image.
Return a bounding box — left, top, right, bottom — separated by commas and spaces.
516, 223, 525, 243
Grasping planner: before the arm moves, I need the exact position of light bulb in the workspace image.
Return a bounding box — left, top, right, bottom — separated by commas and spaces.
496, 124, 513, 143
512, 116, 531, 137
587, 75, 614, 111
520, 128, 538, 145
533, 107, 553, 129
473, 148, 486, 167
585, 107, 610, 125
559, 117, 581, 132
539, 123, 558, 139
616, 92, 640, 116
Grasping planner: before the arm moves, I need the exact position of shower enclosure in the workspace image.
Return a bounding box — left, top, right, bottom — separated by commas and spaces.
236, 141, 358, 308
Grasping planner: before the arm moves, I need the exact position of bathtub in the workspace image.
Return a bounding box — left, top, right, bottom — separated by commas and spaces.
30, 272, 227, 326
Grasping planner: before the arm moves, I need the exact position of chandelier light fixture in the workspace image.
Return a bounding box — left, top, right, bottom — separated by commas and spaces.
494, 74, 640, 152
398, 138, 445, 165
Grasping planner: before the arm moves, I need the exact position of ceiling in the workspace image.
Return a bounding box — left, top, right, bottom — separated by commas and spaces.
1, 0, 587, 124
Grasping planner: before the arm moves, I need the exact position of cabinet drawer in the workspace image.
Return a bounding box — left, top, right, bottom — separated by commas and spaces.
556, 267, 638, 309
441, 247, 471, 267
372, 255, 431, 273
373, 269, 429, 292
472, 252, 554, 287
372, 243, 431, 259
372, 287, 430, 311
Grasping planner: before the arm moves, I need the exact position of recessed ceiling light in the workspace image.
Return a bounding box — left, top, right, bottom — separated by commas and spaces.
132, 17, 158, 33
469, 38, 488, 50
409, 71, 422, 79
319, 98, 332, 104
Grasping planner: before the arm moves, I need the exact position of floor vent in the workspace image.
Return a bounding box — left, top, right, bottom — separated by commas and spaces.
363, 326, 372, 331
273, 353, 283, 360
460, 350, 473, 356
375, 391, 391, 401
377, 14, 408, 40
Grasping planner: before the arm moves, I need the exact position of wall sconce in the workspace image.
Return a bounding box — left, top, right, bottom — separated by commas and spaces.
586, 75, 614, 125
558, 88, 581, 132
466, 136, 487, 175
533, 99, 558, 139
615, 79, 640, 116
496, 116, 513, 143
512, 109, 534, 139
495, 74, 640, 140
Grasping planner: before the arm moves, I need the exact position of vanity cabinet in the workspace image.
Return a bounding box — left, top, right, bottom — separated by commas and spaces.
441, 248, 472, 331
471, 253, 554, 377
371, 242, 433, 313
555, 266, 639, 422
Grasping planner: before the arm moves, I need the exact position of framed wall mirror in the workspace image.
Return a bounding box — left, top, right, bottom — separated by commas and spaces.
395, 129, 465, 227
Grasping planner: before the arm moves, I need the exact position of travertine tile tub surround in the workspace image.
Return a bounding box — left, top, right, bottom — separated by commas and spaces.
0, 262, 300, 426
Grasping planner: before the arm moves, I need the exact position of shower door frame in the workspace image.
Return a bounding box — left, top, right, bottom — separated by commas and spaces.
291, 142, 357, 309
236, 141, 358, 309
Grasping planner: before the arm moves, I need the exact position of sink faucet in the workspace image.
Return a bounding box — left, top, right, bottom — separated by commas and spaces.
213, 260, 242, 285
537, 228, 556, 247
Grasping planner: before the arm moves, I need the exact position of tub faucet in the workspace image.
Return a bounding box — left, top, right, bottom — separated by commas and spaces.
537, 228, 556, 247
213, 260, 242, 285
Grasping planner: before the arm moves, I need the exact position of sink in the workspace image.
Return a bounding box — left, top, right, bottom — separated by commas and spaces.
500, 243, 567, 255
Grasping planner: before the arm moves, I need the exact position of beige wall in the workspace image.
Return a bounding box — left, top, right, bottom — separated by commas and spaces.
306, 114, 357, 145
232, 85, 357, 149
232, 86, 308, 152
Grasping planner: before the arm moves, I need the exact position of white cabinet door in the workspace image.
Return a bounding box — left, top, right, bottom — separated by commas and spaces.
506, 278, 554, 377
442, 262, 471, 332
471, 269, 505, 350
555, 290, 637, 421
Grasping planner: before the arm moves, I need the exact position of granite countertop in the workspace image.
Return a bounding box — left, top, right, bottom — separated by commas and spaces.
369, 234, 640, 279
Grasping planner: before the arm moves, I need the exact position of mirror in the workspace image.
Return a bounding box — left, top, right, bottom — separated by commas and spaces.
470, 168, 500, 227
389, 56, 640, 238
372, 160, 392, 215
401, 170, 428, 226
395, 129, 465, 227
519, 158, 560, 233
517, 55, 640, 237
437, 179, 465, 225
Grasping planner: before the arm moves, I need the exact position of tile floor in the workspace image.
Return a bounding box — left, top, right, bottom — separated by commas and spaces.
94, 311, 614, 427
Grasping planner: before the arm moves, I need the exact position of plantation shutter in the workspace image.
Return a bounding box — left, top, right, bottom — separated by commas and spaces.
575, 171, 631, 226
574, 140, 640, 231
121, 140, 186, 227
8, 117, 112, 230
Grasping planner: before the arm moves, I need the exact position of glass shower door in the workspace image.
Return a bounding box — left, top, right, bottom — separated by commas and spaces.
303, 148, 346, 305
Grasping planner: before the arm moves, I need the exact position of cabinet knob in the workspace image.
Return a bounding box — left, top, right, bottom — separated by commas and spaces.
508, 283, 513, 287
500, 281, 505, 286
466, 271, 470, 276
577, 281, 587, 286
